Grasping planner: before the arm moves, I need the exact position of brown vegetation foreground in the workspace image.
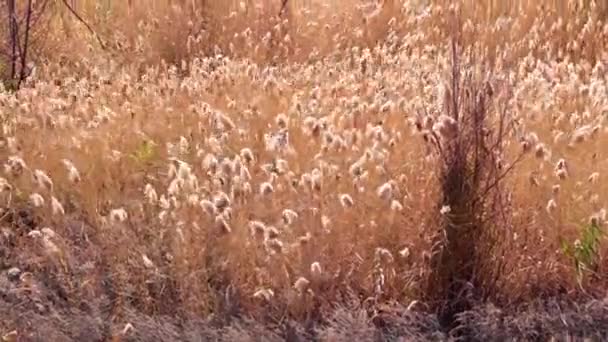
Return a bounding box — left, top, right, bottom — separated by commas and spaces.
1, 0, 608, 340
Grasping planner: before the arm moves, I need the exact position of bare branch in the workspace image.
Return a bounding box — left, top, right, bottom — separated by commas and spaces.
60, 0, 106, 50
7, 0, 17, 79
279, 0, 289, 17
17, 0, 33, 88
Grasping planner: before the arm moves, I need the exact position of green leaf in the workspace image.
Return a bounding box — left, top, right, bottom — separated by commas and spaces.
561, 221, 604, 281
130, 140, 157, 165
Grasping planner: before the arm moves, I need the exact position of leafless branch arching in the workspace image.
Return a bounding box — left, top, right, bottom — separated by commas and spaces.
59, 0, 106, 50
1, 0, 104, 89
279, 0, 289, 17
19, 0, 33, 88
2, 0, 45, 88
6, 0, 18, 79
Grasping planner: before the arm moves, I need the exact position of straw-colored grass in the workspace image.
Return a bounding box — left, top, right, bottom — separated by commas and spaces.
0, 0, 608, 340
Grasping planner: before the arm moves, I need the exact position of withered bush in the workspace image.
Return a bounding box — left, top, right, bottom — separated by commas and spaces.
0, 0, 51, 88
424, 34, 523, 329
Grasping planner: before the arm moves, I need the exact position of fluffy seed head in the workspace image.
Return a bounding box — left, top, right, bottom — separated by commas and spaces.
266, 238, 284, 254
167, 178, 184, 196
399, 247, 411, 259
249, 220, 266, 239
588, 172, 600, 184
275, 159, 289, 174
282, 209, 298, 225
186, 194, 200, 207
521, 140, 531, 153
0, 177, 12, 192
276, 113, 288, 128
41, 227, 56, 239
546, 198, 557, 215
202, 153, 218, 173
310, 262, 323, 278
176, 160, 192, 180
434, 115, 458, 139
376, 182, 393, 201
526, 132, 540, 146
5, 156, 27, 177
555, 169, 568, 180
213, 192, 231, 211
253, 288, 274, 301
33, 169, 53, 191
61, 159, 81, 183
266, 226, 280, 239
590, 215, 601, 227
200, 199, 217, 216
300, 173, 312, 189
110, 208, 128, 223
51, 196, 65, 216
42, 235, 61, 256
311, 171, 322, 191
590, 194, 599, 206
28, 230, 42, 238
321, 215, 331, 231
240, 164, 252, 181
339, 193, 354, 208
553, 131, 565, 144
159, 195, 171, 210
144, 184, 158, 204
534, 143, 549, 159
571, 125, 591, 143
260, 182, 274, 196
390, 200, 403, 211
375, 247, 394, 263
121, 323, 134, 336
294, 277, 310, 293
215, 215, 232, 234
142, 254, 155, 268
440, 205, 451, 215
29, 193, 45, 207
349, 160, 364, 177
598, 208, 607, 222
220, 158, 234, 176
298, 232, 312, 245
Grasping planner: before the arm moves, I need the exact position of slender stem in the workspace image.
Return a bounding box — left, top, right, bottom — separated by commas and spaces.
279, 0, 289, 17
7, 0, 17, 80
60, 0, 106, 49
18, 0, 33, 88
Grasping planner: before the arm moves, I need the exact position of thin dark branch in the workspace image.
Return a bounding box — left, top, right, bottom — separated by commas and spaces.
26, 0, 49, 29
7, 0, 17, 79
450, 37, 459, 122
18, 0, 33, 88
60, 0, 106, 50
473, 152, 526, 207
279, 0, 289, 17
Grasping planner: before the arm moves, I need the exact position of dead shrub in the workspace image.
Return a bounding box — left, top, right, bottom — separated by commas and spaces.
423, 32, 524, 329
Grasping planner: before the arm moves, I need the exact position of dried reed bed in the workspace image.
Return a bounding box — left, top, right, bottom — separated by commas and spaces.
0, 0, 608, 340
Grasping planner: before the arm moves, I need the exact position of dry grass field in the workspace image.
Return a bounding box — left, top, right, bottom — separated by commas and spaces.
1, 0, 608, 340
